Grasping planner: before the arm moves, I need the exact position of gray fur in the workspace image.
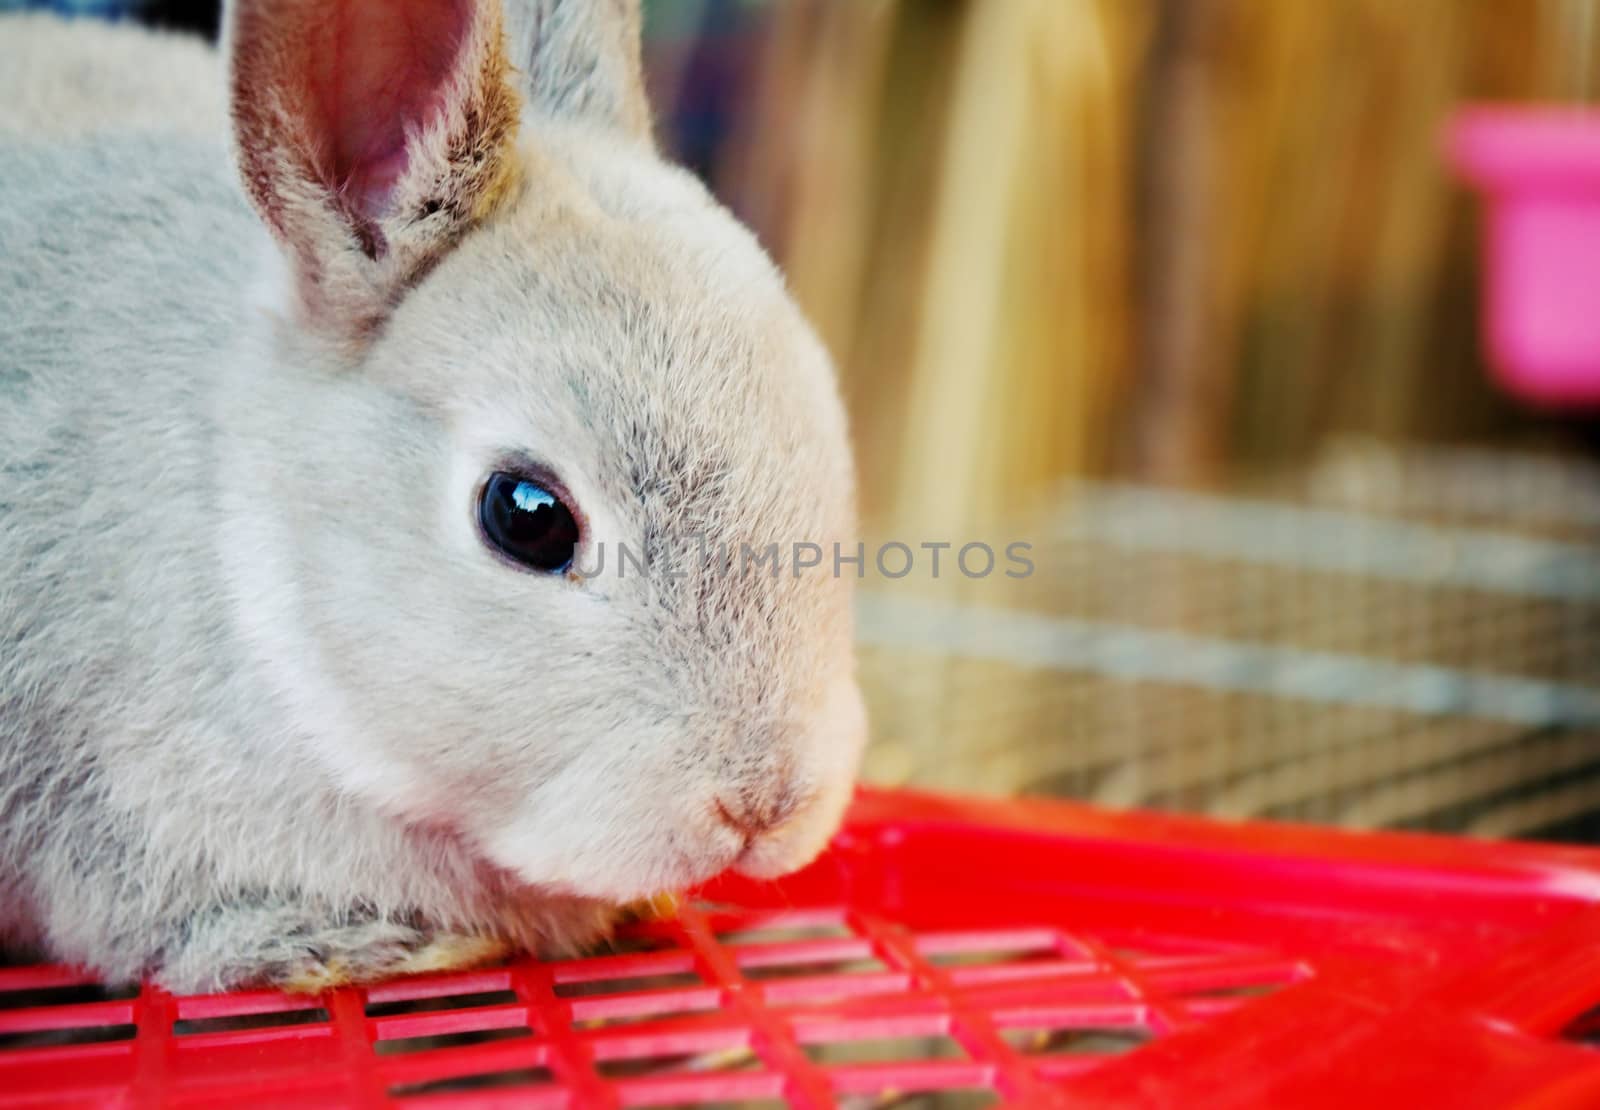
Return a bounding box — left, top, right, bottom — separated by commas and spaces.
0, 3, 863, 993
506, 0, 655, 142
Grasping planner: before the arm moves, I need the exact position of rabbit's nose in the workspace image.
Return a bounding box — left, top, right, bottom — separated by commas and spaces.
712, 787, 802, 841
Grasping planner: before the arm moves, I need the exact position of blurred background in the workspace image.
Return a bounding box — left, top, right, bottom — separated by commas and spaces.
9, 0, 1600, 840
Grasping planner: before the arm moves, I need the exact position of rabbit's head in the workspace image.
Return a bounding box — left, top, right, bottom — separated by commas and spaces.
218, 0, 864, 902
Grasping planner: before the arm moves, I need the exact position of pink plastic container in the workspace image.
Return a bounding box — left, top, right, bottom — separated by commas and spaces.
1449, 108, 1600, 406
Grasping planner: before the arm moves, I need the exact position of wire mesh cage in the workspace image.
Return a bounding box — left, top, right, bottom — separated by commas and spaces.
857, 437, 1600, 840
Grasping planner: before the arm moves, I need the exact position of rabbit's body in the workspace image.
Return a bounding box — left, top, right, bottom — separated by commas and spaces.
0, 14, 223, 139
0, 2, 864, 993
0, 113, 619, 993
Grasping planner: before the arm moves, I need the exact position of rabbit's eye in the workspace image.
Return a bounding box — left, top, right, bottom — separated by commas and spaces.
479, 472, 580, 573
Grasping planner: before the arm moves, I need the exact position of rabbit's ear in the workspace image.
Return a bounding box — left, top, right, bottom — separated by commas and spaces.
503, 0, 653, 145
229, 0, 523, 337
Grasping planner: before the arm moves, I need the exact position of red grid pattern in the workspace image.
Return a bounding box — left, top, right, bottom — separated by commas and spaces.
7, 787, 1600, 1108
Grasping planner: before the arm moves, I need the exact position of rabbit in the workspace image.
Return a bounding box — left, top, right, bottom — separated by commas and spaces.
0, 0, 866, 995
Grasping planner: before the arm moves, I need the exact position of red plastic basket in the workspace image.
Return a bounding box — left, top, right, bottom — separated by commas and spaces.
6, 787, 1600, 1108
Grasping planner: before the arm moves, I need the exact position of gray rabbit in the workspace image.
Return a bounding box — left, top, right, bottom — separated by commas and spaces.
0, 0, 865, 993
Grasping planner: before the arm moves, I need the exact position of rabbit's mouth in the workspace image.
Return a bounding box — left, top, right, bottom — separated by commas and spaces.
719, 777, 857, 884
474, 674, 867, 903
727, 809, 841, 882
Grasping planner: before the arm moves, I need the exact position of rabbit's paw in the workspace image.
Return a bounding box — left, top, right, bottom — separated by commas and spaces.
389, 932, 513, 977
153, 905, 512, 995
276, 929, 512, 994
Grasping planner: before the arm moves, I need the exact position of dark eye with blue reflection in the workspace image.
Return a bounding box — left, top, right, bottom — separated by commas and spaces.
478, 472, 580, 573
